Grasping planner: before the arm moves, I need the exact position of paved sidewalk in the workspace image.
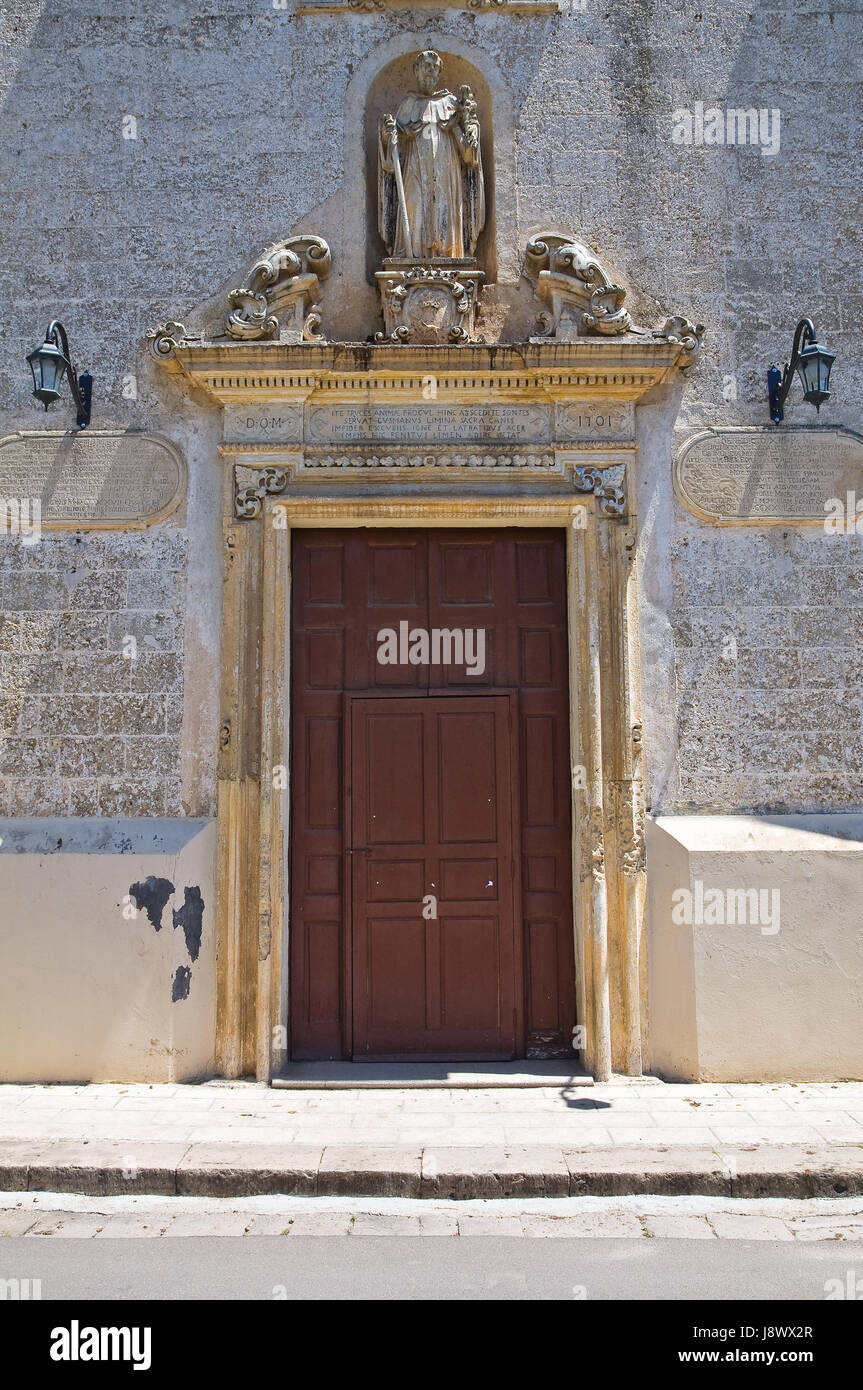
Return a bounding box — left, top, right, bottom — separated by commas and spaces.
1, 1078, 862, 1198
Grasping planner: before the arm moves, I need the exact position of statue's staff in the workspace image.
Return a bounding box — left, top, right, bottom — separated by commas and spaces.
388, 121, 413, 259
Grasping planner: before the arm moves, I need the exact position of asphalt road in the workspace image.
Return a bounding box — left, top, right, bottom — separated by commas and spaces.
4, 1235, 863, 1300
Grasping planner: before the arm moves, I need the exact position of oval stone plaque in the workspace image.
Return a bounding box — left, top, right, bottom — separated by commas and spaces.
0, 430, 186, 529
675, 427, 863, 525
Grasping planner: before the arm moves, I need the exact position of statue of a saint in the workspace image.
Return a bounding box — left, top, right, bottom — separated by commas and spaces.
378, 50, 485, 262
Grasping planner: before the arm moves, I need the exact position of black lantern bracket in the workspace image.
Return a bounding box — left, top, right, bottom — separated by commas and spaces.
26, 320, 93, 429
768, 317, 835, 425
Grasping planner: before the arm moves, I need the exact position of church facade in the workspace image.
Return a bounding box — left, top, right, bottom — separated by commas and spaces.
0, 1, 860, 1084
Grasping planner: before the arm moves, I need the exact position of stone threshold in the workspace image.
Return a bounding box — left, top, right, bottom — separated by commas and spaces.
271, 1061, 596, 1089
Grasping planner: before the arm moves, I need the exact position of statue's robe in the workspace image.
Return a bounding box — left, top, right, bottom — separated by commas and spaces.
378, 90, 485, 260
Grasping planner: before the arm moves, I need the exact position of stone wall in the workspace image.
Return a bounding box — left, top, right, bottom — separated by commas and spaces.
669, 525, 863, 815
0, 0, 859, 821
0, 529, 186, 816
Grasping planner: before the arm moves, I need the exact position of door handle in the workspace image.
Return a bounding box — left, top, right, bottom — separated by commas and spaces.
347, 847, 371, 854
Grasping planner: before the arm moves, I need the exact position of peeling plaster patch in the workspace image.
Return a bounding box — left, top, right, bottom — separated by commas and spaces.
172, 885, 204, 962
172, 966, 191, 1002
129, 876, 175, 930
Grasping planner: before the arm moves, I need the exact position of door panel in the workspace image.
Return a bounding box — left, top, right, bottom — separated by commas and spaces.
351, 695, 517, 1058
290, 528, 575, 1060
365, 711, 425, 844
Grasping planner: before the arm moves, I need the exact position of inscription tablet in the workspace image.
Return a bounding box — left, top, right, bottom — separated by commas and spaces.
0, 431, 185, 529
305, 403, 552, 445
675, 428, 863, 524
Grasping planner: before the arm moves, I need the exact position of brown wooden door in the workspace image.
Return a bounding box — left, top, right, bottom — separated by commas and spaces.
290, 528, 574, 1061
349, 695, 519, 1059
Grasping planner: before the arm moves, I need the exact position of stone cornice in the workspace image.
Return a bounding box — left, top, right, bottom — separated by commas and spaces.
153, 338, 689, 404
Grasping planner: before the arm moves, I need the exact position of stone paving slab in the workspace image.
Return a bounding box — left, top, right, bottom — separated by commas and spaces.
457, 1212, 526, 1236
243, 1213, 299, 1236
349, 1212, 423, 1236
26, 1210, 109, 1238
272, 1062, 595, 1089
283, 1212, 354, 1236
26, 1141, 189, 1197
564, 1146, 731, 1197
5, 1191, 863, 1241
728, 1146, 863, 1199
166, 1210, 253, 1238
0, 1139, 33, 1191
641, 1213, 717, 1240
519, 1209, 644, 1238
0, 1206, 44, 1236
707, 1213, 795, 1241
91, 1214, 174, 1238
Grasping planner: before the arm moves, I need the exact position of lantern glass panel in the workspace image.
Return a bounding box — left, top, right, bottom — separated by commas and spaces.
27, 342, 68, 407
796, 343, 834, 410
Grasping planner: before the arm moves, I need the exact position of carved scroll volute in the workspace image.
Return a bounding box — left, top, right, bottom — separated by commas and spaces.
234, 467, 290, 520
226, 235, 332, 342
572, 465, 626, 518
652, 314, 704, 369
525, 233, 634, 340
524, 233, 704, 368
146, 321, 188, 362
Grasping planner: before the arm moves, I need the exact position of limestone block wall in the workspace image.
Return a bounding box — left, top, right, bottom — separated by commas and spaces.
0, 2, 859, 1084
0, 530, 187, 817
667, 526, 863, 814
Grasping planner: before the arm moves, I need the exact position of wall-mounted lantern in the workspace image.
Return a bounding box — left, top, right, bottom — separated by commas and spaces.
26, 321, 92, 428
768, 318, 835, 424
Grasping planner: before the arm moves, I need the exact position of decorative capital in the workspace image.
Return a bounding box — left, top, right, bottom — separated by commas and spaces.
573, 464, 626, 517
235, 466, 290, 519
226, 235, 331, 343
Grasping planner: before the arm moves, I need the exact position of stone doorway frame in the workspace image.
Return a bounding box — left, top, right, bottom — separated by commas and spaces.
216, 490, 646, 1084
149, 334, 695, 1083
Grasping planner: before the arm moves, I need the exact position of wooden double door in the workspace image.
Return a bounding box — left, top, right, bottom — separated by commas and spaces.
350, 695, 518, 1058
290, 528, 575, 1061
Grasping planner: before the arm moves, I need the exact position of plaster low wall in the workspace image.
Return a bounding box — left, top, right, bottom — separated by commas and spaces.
0, 818, 217, 1083
646, 814, 863, 1082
